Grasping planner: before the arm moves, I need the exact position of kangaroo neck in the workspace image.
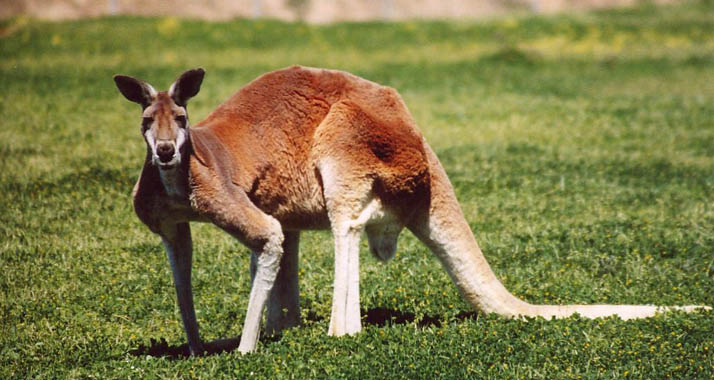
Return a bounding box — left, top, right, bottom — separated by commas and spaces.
158, 164, 188, 198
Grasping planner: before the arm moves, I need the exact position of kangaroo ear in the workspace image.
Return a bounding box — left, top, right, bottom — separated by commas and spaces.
169, 68, 205, 107
113, 75, 157, 109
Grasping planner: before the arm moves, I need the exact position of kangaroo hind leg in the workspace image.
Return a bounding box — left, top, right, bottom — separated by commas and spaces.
319, 158, 381, 337
313, 99, 424, 335
326, 197, 385, 337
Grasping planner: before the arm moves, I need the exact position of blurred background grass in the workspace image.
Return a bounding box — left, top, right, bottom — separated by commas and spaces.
1, 1, 714, 378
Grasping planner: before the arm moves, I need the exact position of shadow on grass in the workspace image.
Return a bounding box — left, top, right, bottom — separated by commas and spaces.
129, 334, 290, 359
130, 308, 479, 358
129, 336, 246, 359
362, 307, 480, 328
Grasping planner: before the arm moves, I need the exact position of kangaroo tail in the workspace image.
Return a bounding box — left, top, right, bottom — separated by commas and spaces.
407, 143, 710, 320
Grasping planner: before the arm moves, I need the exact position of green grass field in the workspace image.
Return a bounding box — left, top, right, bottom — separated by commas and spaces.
2, 1, 714, 378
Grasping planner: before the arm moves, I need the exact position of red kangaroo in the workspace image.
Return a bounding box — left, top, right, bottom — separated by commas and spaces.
114, 66, 709, 355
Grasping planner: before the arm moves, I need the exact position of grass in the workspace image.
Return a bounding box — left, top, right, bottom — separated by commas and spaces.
2, 1, 714, 378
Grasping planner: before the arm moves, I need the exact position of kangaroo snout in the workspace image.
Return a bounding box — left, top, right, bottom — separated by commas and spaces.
157, 141, 175, 163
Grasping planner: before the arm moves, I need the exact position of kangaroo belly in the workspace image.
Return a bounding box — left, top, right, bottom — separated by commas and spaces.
246, 163, 330, 230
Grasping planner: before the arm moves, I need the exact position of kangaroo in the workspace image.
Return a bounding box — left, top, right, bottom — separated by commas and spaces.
114, 66, 708, 355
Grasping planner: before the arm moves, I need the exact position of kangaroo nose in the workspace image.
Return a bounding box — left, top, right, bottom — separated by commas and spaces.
157, 142, 175, 163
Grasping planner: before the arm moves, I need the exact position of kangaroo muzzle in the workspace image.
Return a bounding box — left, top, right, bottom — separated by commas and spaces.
157, 141, 176, 164
146, 127, 187, 169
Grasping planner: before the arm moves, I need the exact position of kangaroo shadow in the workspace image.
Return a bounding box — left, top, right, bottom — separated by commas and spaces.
362, 307, 480, 328
130, 311, 324, 359
130, 308, 478, 358
129, 336, 245, 359
130, 334, 292, 359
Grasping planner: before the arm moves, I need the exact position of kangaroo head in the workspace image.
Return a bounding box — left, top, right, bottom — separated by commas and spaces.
114, 68, 205, 169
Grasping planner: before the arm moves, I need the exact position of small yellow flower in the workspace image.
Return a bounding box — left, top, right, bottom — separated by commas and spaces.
157, 17, 180, 37
502, 18, 518, 29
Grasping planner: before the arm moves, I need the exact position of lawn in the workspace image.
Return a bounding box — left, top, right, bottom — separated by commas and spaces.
1, 1, 714, 378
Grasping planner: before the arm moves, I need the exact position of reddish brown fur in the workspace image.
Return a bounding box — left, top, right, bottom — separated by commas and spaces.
187, 66, 430, 231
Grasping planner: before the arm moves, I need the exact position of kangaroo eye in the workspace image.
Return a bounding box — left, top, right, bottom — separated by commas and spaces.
141, 117, 153, 131
175, 115, 187, 127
